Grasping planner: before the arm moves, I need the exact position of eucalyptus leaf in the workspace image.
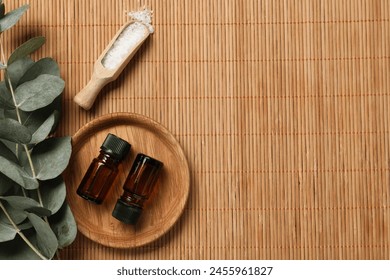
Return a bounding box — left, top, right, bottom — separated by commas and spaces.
0, 231, 42, 260
0, 139, 18, 163
0, 173, 13, 195
18, 220, 32, 230
8, 36, 46, 66
0, 139, 17, 157
49, 202, 77, 248
0, 81, 14, 109
26, 212, 58, 259
0, 117, 32, 143
30, 112, 55, 144
6, 57, 34, 87
18, 57, 61, 85
21, 173, 39, 190
0, 155, 38, 190
0, 80, 9, 91
0, 4, 29, 33
0, 200, 27, 225
15, 145, 29, 170
30, 137, 71, 181
15, 74, 65, 112
19, 96, 62, 133
0, 62, 5, 69
0, 222, 17, 242
0, 196, 51, 217
39, 176, 66, 215
0, 155, 25, 187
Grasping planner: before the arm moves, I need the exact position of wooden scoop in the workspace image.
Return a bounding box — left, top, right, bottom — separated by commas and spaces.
74, 21, 150, 110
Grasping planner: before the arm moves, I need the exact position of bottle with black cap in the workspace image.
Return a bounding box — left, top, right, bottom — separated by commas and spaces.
77, 133, 131, 204
112, 153, 163, 224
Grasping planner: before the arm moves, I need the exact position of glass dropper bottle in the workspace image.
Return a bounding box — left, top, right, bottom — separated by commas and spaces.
112, 153, 163, 224
76, 133, 131, 204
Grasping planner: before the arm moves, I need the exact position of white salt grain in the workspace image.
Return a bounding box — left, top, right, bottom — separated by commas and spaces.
128, 8, 154, 33
101, 8, 153, 70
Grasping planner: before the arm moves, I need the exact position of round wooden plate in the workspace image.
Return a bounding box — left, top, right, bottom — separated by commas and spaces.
63, 113, 190, 248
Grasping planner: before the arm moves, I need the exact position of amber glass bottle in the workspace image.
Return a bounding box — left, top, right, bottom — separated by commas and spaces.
76, 133, 131, 204
112, 153, 163, 224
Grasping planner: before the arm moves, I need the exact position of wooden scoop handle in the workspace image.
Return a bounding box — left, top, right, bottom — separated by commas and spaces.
74, 73, 112, 110
73, 21, 150, 110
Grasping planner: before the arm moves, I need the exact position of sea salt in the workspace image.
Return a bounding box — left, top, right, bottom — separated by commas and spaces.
101, 8, 153, 70
128, 8, 154, 33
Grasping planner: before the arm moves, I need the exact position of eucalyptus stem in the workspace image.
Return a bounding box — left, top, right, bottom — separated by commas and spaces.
0, 200, 48, 260
22, 144, 37, 178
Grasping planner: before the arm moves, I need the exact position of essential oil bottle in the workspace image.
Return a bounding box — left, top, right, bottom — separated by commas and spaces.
77, 133, 131, 204
112, 153, 163, 224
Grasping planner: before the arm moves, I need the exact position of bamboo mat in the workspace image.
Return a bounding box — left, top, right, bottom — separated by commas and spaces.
4, 0, 390, 259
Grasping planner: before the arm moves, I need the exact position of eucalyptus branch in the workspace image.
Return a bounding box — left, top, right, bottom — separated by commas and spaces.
0, 33, 53, 249
0, 200, 47, 260
0, 35, 25, 199
0, 2, 76, 260
0, 36, 41, 202
0, 34, 63, 261
0, 34, 19, 159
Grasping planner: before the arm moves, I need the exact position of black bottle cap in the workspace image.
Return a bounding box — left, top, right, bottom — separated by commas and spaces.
112, 199, 142, 225
100, 133, 131, 160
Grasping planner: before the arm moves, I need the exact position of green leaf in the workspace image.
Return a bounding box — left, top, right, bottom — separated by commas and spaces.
39, 176, 66, 215
0, 200, 27, 225
0, 141, 24, 194
0, 4, 29, 33
29, 112, 55, 144
0, 231, 42, 260
21, 174, 39, 190
15, 74, 65, 112
5, 57, 34, 87
49, 202, 77, 248
0, 155, 38, 190
0, 155, 24, 187
8, 36, 46, 66
18, 96, 62, 134
18, 58, 60, 85
0, 222, 17, 242
0, 118, 32, 144
0, 173, 13, 195
0, 140, 18, 163
0, 196, 51, 217
30, 137, 71, 180
18, 220, 33, 230
0, 139, 17, 157
0, 81, 15, 109
26, 212, 58, 259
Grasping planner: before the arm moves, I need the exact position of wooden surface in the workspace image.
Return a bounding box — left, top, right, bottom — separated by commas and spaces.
4, 0, 390, 259
63, 113, 190, 248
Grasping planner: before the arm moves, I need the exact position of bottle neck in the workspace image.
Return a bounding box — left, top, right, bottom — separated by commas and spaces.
98, 150, 120, 165
120, 190, 146, 208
